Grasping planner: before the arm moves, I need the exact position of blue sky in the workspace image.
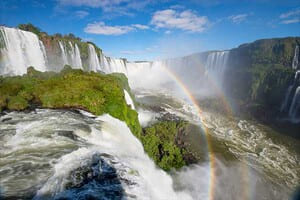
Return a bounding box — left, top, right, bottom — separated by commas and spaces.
1, 0, 300, 61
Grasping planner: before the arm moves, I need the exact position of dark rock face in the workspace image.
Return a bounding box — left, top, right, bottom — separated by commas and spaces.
51, 154, 125, 200
223, 37, 300, 123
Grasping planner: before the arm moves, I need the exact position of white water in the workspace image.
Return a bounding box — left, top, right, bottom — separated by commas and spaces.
58, 41, 68, 66
100, 56, 128, 75
280, 85, 293, 112
68, 41, 82, 69
280, 43, 300, 120
281, 69, 300, 122
292, 45, 299, 69
289, 86, 300, 120
124, 89, 135, 110
57, 41, 83, 69
0, 110, 191, 199
204, 51, 229, 81
87, 44, 101, 71
0, 26, 47, 75
0, 26, 229, 93
135, 92, 297, 199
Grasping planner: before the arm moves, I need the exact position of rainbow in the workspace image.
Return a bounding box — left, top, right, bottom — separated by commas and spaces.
159, 63, 244, 200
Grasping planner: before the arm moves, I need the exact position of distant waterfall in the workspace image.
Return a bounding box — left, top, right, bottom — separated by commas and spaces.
289, 86, 300, 119
280, 45, 300, 122
124, 89, 135, 110
204, 51, 230, 87
57, 41, 82, 69
58, 41, 68, 66
205, 51, 229, 78
99, 55, 128, 75
68, 41, 82, 68
0, 26, 47, 75
281, 70, 300, 122
292, 45, 299, 69
87, 44, 101, 71
122, 51, 229, 97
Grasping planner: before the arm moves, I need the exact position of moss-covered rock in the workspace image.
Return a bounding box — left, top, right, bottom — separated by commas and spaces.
7, 96, 28, 110
0, 67, 141, 137
141, 120, 188, 171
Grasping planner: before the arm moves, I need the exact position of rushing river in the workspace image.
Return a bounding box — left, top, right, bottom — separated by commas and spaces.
136, 91, 300, 200
0, 92, 299, 200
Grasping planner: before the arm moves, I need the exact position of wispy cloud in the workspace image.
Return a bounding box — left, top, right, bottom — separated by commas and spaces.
279, 8, 300, 24
84, 22, 134, 35
56, 0, 154, 17
280, 9, 300, 19
57, 0, 127, 8
120, 46, 156, 56
132, 24, 149, 30
280, 18, 300, 24
120, 50, 136, 55
228, 14, 248, 24
75, 10, 89, 18
84, 22, 149, 35
151, 9, 210, 33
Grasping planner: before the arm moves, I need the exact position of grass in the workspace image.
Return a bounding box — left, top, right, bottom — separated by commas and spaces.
0, 66, 141, 137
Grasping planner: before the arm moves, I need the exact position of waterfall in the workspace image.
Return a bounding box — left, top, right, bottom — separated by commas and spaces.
292, 45, 299, 69
279, 45, 300, 122
280, 85, 293, 112
124, 89, 135, 110
123, 51, 229, 97
99, 54, 111, 73
205, 51, 229, 80
281, 70, 300, 122
99, 55, 128, 75
289, 86, 300, 120
87, 43, 101, 71
58, 41, 68, 66
68, 41, 82, 69
57, 41, 83, 69
0, 26, 47, 75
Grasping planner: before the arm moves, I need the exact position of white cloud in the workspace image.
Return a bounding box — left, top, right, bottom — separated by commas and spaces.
281, 18, 300, 24
279, 8, 300, 24
165, 30, 171, 34
228, 14, 248, 24
75, 10, 89, 18
57, 0, 128, 8
151, 9, 209, 33
132, 24, 149, 30
84, 22, 134, 35
120, 50, 136, 55
280, 9, 300, 19
57, 0, 153, 16
84, 22, 149, 35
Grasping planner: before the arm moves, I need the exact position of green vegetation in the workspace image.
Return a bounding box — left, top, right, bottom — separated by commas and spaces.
18, 23, 41, 36
141, 120, 187, 171
0, 66, 190, 171
0, 66, 141, 137
225, 37, 300, 117
249, 64, 294, 106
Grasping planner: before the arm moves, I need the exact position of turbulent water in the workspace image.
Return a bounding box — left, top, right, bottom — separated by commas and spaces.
0, 109, 193, 200
1, 26, 300, 199
135, 91, 300, 200
0, 26, 47, 75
